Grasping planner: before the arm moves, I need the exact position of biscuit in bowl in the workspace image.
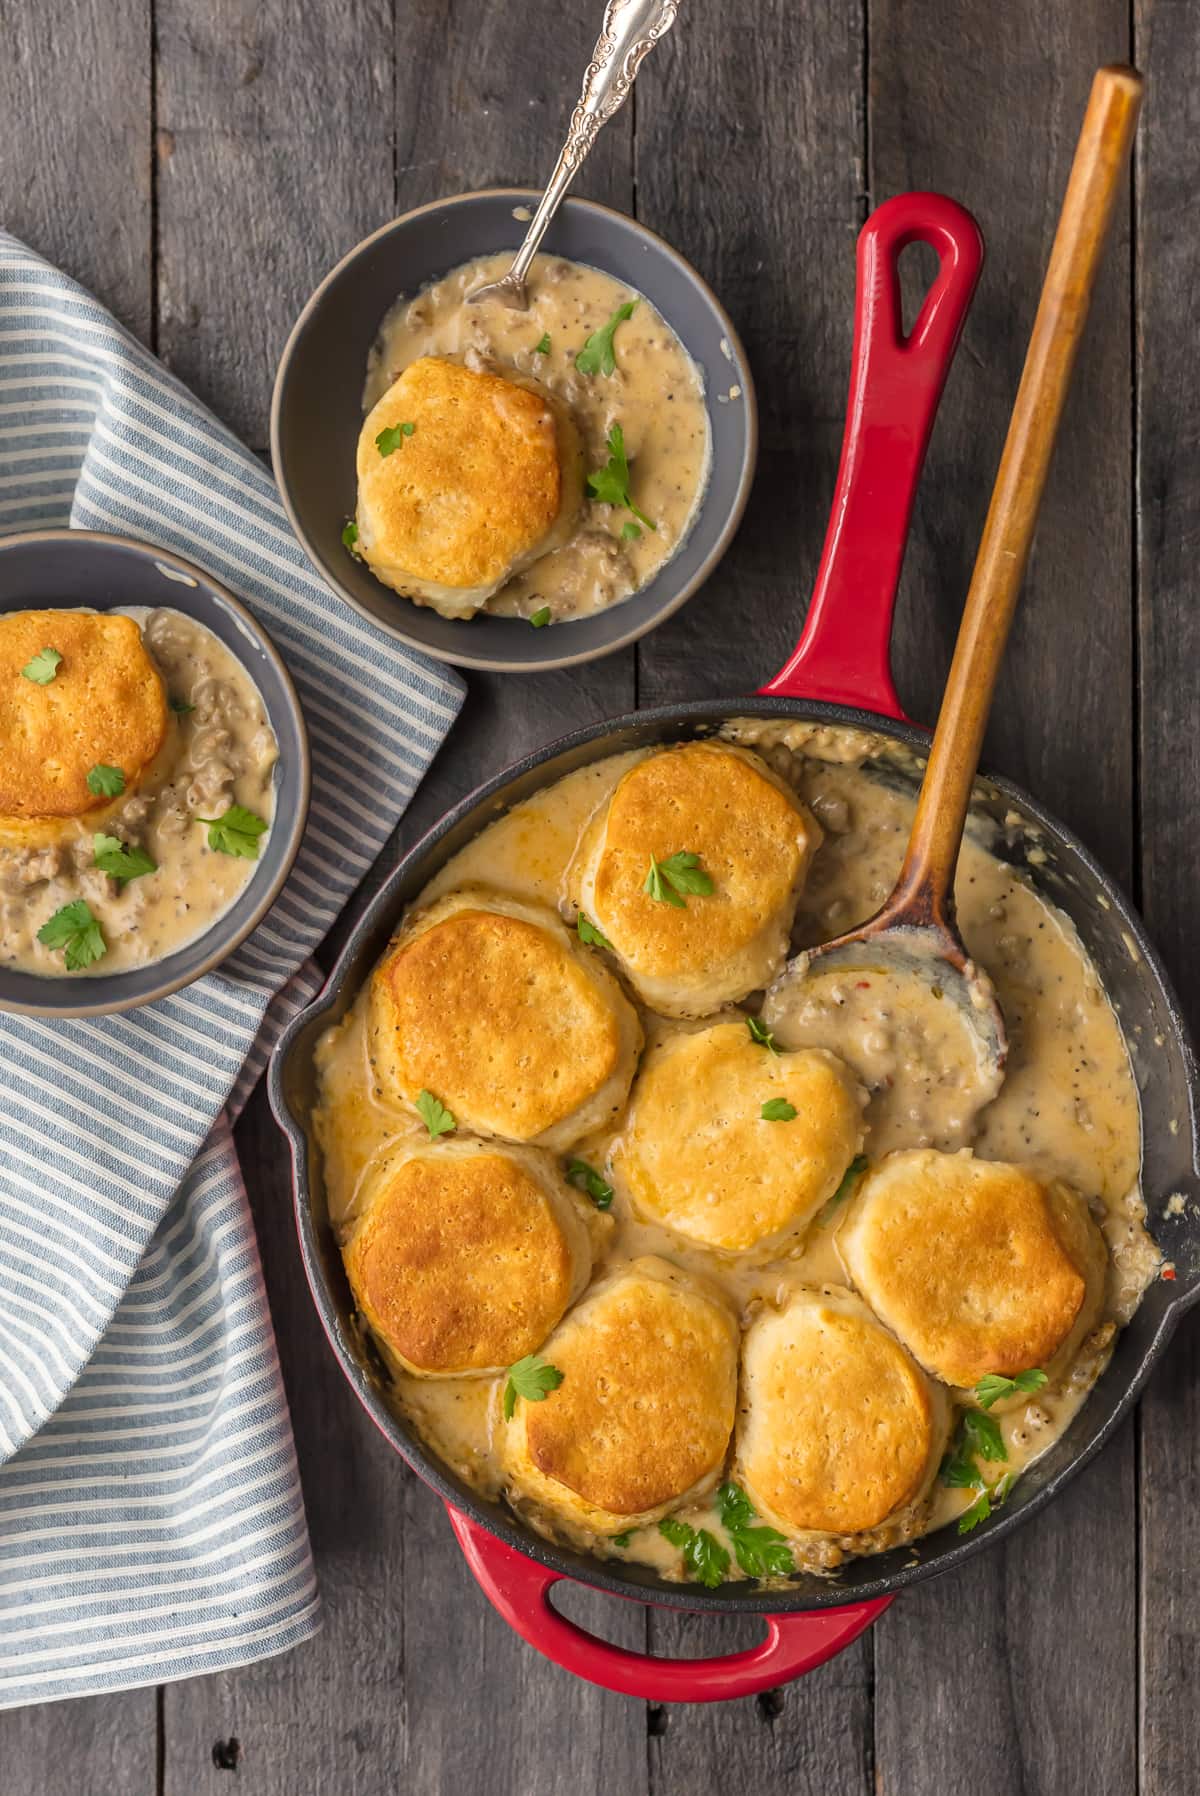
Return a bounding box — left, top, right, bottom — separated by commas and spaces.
0, 609, 167, 843
367, 888, 642, 1151
612, 1021, 865, 1257
736, 1285, 948, 1538
343, 1138, 598, 1378
502, 1256, 739, 1537
355, 355, 584, 617
569, 740, 820, 1016
837, 1148, 1108, 1390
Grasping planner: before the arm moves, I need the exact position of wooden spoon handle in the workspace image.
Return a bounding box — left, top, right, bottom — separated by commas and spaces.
891, 64, 1143, 925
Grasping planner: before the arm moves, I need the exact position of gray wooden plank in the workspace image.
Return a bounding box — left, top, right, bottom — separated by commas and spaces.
1132, 3, 1200, 1791
0, 0, 157, 1783
0, 1693, 155, 1796
634, 3, 875, 1786
0, 0, 152, 340
158, 0, 644, 1784
868, 14, 1139, 1796
155, 0, 394, 448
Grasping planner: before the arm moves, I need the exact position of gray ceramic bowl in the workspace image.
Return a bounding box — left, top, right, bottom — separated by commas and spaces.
271, 189, 757, 673
0, 529, 309, 1018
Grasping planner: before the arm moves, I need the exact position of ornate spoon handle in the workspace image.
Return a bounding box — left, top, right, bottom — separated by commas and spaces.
477, 0, 679, 306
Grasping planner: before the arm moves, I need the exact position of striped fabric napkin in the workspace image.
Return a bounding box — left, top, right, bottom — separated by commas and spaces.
0, 232, 464, 1707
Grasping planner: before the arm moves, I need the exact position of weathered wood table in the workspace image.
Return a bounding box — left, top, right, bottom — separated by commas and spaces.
3, 1, 1197, 1790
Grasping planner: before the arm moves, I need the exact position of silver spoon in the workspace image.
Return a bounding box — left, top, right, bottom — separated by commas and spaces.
469, 0, 679, 310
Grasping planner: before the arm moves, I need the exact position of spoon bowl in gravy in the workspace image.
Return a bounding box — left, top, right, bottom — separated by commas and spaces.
272, 189, 756, 672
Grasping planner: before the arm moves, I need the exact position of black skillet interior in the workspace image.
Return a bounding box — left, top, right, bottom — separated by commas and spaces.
269, 697, 1200, 1615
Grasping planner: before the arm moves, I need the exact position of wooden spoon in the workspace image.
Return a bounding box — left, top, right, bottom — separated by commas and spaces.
765, 64, 1143, 1120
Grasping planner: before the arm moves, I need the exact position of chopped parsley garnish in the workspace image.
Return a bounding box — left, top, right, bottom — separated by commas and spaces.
643, 850, 713, 908
621, 521, 642, 541
566, 1157, 614, 1210
93, 833, 157, 884
169, 695, 194, 715
611, 1531, 633, 1549
818, 1154, 869, 1224
342, 518, 362, 558
941, 1410, 1009, 1495
717, 1482, 795, 1577
576, 912, 612, 950
962, 1409, 1007, 1463
975, 1368, 1048, 1410
415, 1090, 456, 1140
529, 606, 552, 628
746, 1015, 780, 1054
761, 1098, 798, 1122
86, 764, 125, 799
503, 1353, 564, 1421
21, 646, 62, 684
37, 899, 106, 971
196, 804, 268, 860
587, 423, 656, 531
658, 1516, 730, 1589
575, 300, 636, 377
534, 332, 551, 355
376, 421, 415, 456
957, 1471, 1016, 1536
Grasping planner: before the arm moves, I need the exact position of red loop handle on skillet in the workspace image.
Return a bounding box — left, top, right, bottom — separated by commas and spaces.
448, 1508, 889, 1702
760, 192, 984, 721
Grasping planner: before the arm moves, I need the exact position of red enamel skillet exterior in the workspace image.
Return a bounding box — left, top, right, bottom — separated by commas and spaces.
269, 194, 1200, 1702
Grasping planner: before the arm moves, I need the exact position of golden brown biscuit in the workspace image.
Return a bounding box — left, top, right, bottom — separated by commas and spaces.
356, 355, 584, 616
612, 1021, 865, 1256
837, 1148, 1108, 1389
736, 1286, 948, 1537
368, 889, 642, 1152
342, 1138, 595, 1377
503, 1257, 739, 1536
0, 610, 167, 834
569, 741, 820, 1016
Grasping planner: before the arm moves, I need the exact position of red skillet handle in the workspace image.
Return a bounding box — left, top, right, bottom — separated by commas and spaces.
760, 192, 984, 721
448, 1507, 890, 1702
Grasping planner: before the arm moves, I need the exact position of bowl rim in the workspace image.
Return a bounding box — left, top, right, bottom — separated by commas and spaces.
0, 526, 312, 1018
270, 186, 759, 674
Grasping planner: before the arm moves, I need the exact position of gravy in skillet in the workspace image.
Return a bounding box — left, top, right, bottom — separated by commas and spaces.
313, 723, 1159, 1586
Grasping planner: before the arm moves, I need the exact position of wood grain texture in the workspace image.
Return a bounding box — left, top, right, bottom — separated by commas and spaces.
1133, 3, 1200, 1791
869, 8, 1140, 1794
0, 0, 152, 340
0, 1692, 154, 1796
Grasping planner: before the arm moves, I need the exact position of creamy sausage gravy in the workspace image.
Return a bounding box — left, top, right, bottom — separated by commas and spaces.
0, 607, 278, 977
364, 253, 711, 623
313, 723, 1159, 1584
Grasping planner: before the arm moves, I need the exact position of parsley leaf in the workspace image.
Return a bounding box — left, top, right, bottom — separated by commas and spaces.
717, 1482, 795, 1578
415, 1090, 456, 1140
196, 804, 269, 859
86, 764, 125, 799
621, 521, 642, 541
962, 1409, 1007, 1463
342, 518, 362, 559
529, 606, 552, 628
37, 899, 107, 971
586, 423, 656, 531
169, 695, 194, 715
761, 1098, 798, 1122
93, 833, 157, 884
958, 1470, 1016, 1536
21, 646, 62, 684
566, 1157, 614, 1210
819, 1153, 870, 1223
575, 300, 636, 377
747, 1015, 780, 1054
535, 332, 551, 355
503, 1353, 564, 1421
658, 1517, 730, 1589
975, 1369, 1048, 1410
576, 912, 612, 950
376, 421, 415, 456
611, 1531, 633, 1549
643, 850, 713, 908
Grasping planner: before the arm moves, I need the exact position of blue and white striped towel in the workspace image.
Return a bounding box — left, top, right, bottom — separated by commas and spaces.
0, 232, 465, 1708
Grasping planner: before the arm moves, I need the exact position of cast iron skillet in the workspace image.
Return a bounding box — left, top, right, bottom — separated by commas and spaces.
269, 195, 1200, 1702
